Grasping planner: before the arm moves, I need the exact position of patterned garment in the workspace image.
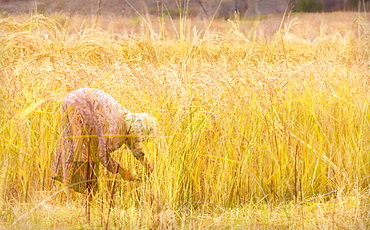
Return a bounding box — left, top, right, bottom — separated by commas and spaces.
52, 88, 155, 193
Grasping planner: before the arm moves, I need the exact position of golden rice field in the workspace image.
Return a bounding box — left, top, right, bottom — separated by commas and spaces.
1, 11, 370, 229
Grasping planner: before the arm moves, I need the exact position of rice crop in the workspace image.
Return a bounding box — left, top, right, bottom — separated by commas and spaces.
0, 11, 370, 229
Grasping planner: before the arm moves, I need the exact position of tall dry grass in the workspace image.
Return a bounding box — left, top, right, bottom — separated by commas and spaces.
0, 12, 370, 229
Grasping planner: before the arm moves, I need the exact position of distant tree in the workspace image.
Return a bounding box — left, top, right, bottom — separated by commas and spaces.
215, 0, 249, 19
293, 0, 323, 12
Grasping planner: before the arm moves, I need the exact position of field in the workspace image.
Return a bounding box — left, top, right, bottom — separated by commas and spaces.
1, 10, 370, 229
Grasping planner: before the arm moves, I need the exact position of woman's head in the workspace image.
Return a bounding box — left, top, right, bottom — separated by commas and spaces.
126, 112, 157, 138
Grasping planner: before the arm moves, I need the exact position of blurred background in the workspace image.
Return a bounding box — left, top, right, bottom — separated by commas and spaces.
0, 0, 368, 18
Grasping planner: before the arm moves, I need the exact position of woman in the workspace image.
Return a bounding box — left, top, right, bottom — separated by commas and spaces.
52, 88, 155, 193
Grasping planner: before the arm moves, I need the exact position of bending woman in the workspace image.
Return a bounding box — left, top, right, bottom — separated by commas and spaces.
52, 88, 155, 193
